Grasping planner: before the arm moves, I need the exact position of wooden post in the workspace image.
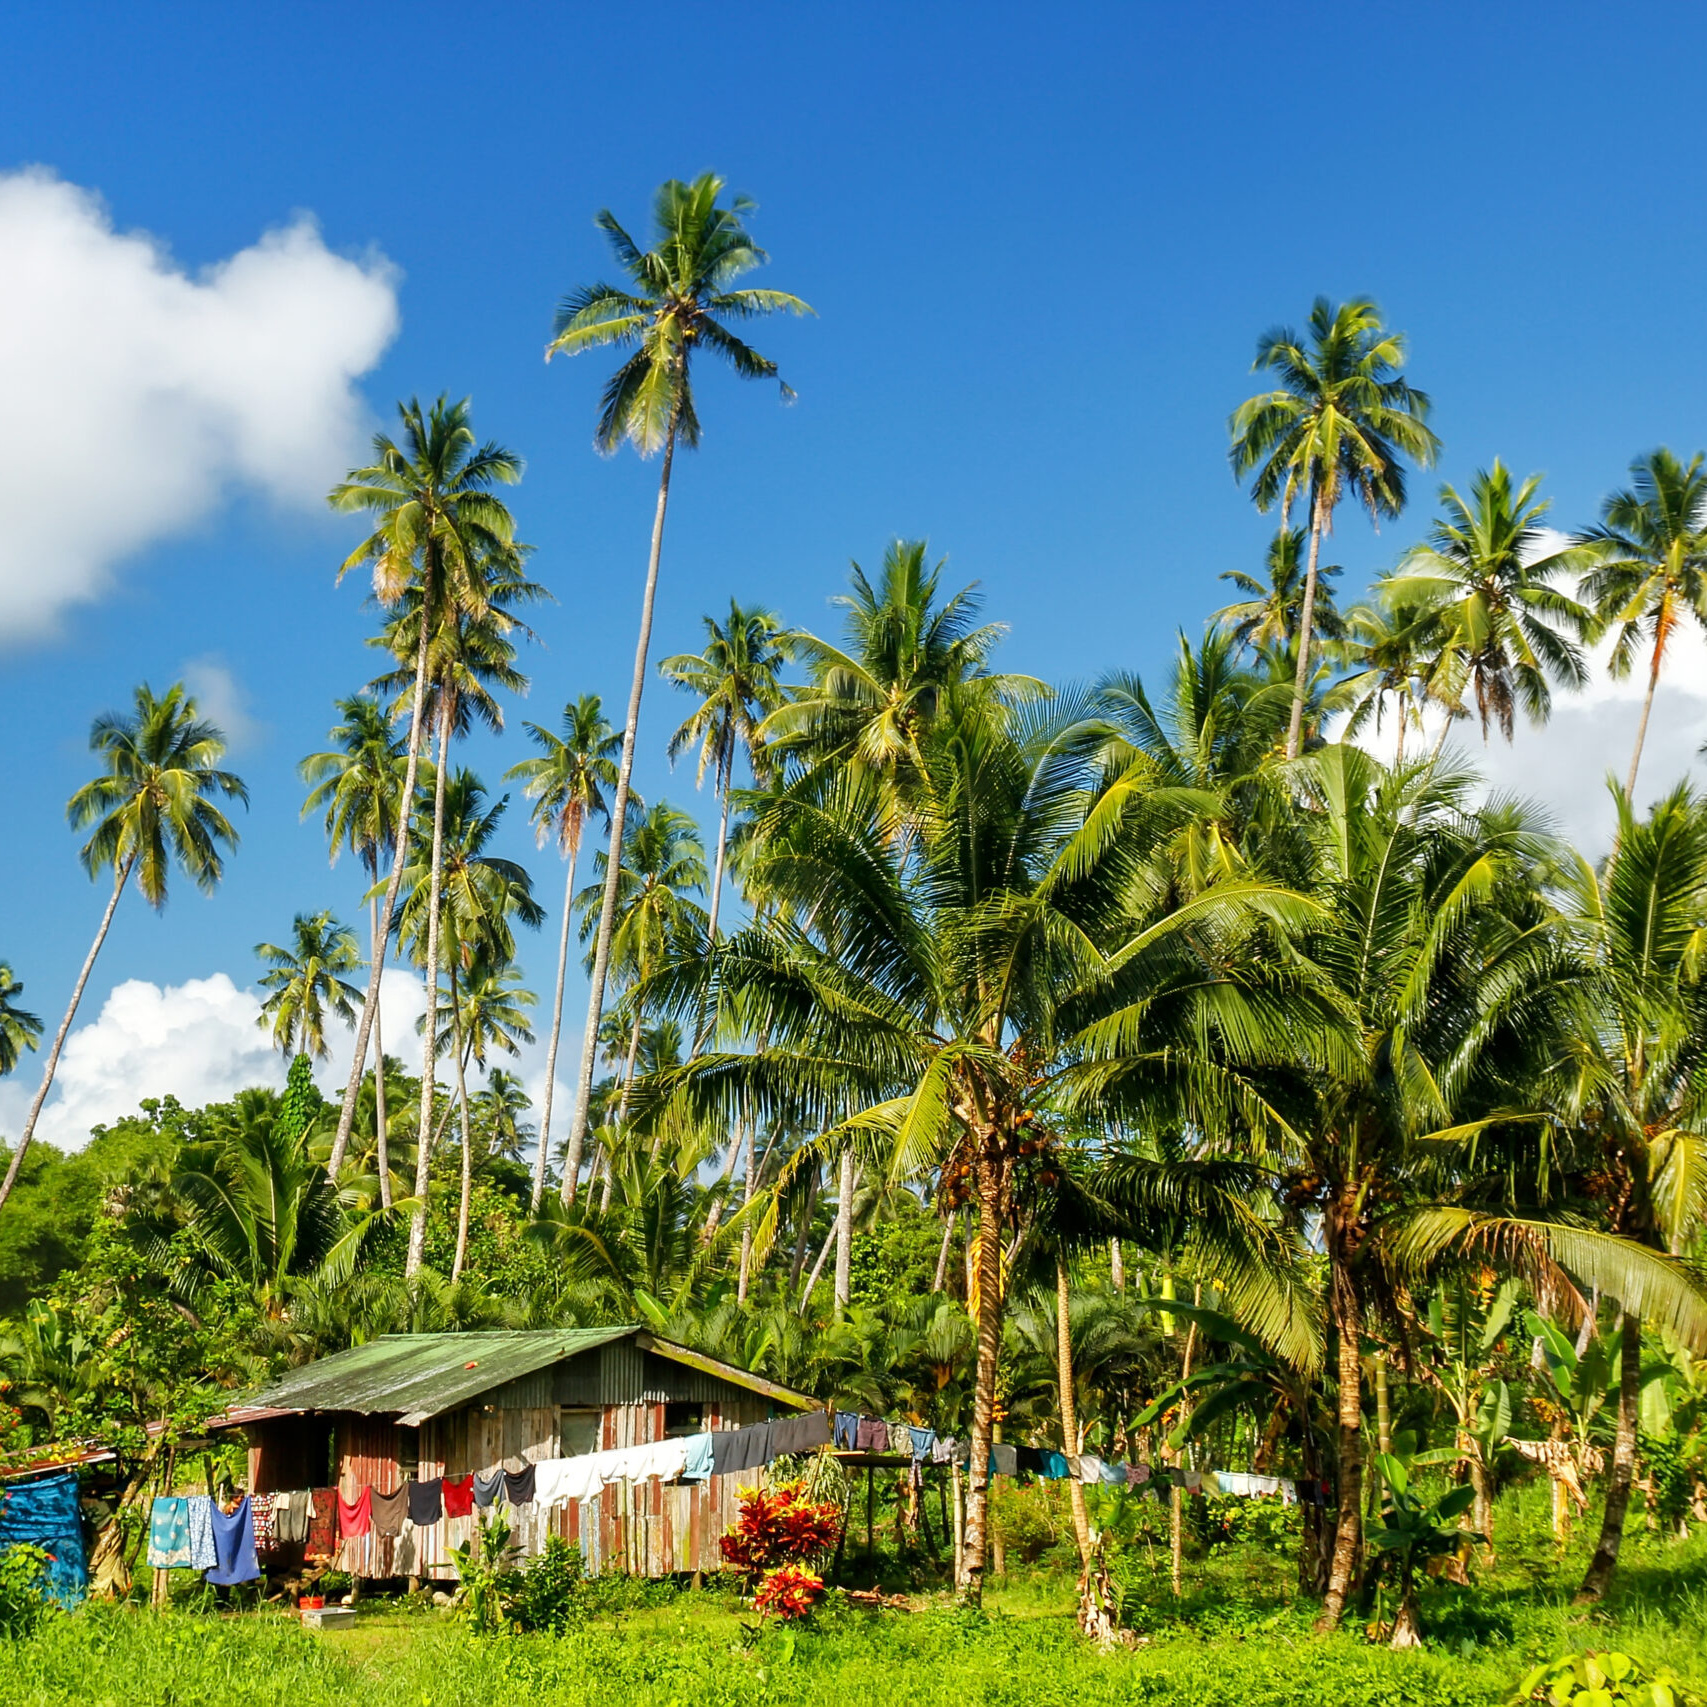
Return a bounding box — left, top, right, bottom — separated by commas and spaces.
866, 1465, 875, 1561
951, 1463, 965, 1585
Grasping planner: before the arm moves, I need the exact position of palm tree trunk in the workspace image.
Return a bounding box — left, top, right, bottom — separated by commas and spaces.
532, 841, 579, 1210
0, 854, 133, 1214
960, 1153, 1005, 1606
1110, 1238, 1125, 1292
833, 1146, 855, 1311
788, 1163, 819, 1290
932, 1214, 955, 1294
799, 1215, 835, 1313
1285, 490, 1328, 761
450, 981, 474, 1284
564, 421, 678, 1204
1315, 1231, 1365, 1631
406, 703, 452, 1277
370, 893, 391, 1211
694, 747, 735, 1055
1625, 629, 1669, 802
737, 1113, 756, 1303
1577, 1309, 1642, 1601
1057, 1256, 1092, 1569
330, 599, 433, 1177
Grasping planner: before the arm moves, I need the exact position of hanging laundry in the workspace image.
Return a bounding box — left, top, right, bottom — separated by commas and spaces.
1074, 1454, 1105, 1485
504, 1464, 537, 1507
682, 1433, 715, 1483
710, 1420, 773, 1477
771, 1411, 833, 1456
250, 1492, 276, 1549
206, 1495, 262, 1586
405, 1479, 442, 1527
370, 1486, 408, 1537
147, 1496, 194, 1569
988, 1443, 1018, 1478
931, 1435, 956, 1465
834, 1411, 859, 1450
1127, 1462, 1151, 1485
271, 1489, 313, 1544
908, 1427, 935, 1462
1039, 1450, 1070, 1480
305, 1489, 338, 1561
1100, 1462, 1129, 1487
473, 1468, 505, 1510
854, 1417, 885, 1452
337, 1486, 372, 1538
1180, 1470, 1204, 1495
187, 1494, 219, 1570
442, 1475, 475, 1519
0, 1473, 87, 1607
1014, 1445, 1047, 1478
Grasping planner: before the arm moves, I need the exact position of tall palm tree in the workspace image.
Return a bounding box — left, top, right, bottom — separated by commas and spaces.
0, 966, 42, 1079
473, 1067, 535, 1165
1214, 527, 1346, 657
505, 695, 621, 1208
1555, 784, 1707, 1599
1229, 297, 1439, 759
547, 172, 810, 1205
300, 695, 409, 1202
1337, 585, 1447, 764
660, 601, 795, 948
1578, 449, 1707, 800
324, 395, 523, 1178
0, 684, 246, 1215
1384, 462, 1595, 743
254, 912, 364, 1059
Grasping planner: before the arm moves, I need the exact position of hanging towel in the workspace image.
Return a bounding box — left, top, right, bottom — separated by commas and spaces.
710, 1421, 772, 1477
834, 1411, 859, 1450
473, 1468, 505, 1510
250, 1492, 276, 1549
932, 1435, 956, 1465
504, 1464, 536, 1508
406, 1479, 442, 1527
370, 1486, 408, 1536
337, 1487, 372, 1538
306, 1490, 338, 1561
772, 1411, 833, 1456
442, 1475, 475, 1519
1101, 1461, 1128, 1486
147, 1496, 193, 1569
271, 1489, 312, 1544
1039, 1450, 1071, 1480
1074, 1454, 1105, 1485
1014, 1445, 1047, 1478
534, 1456, 590, 1506
187, 1494, 219, 1570
682, 1433, 715, 1483
908, 1427, 935, 1462
988, 1443, 1018, 1478
206, 1495, 262, 1586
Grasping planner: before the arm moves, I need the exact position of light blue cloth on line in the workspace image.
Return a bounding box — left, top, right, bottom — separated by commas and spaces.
206, 1494, 261, 1585
681, 1433, 715, 1483
148, 1496, 194, 1568
186, 1494, 218, 1569
908, 1427, 934, 1462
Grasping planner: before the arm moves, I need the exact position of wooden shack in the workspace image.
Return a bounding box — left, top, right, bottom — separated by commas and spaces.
217, 1325, 818, 1582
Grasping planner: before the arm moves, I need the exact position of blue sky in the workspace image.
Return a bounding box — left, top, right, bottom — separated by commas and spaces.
6, 0, 1707, 1145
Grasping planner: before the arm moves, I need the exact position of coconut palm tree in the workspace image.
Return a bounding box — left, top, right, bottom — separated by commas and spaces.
0, 684, 246, 1215
1578, 449, 1707, 800
1383, 462, 1595, 744
505, 695, 621, 1207
1214, 527, 1347, 658
547, 172, 810, 1206
1337, 585, 1448, 764
473, 1067, 535, 1166
1229, 297, 1440, 759
0, 965, 42, 1079
254, 912, 364, 1060
660, 601, 796, 949
300, 695, 409, 1202
324, 396, 523, 1178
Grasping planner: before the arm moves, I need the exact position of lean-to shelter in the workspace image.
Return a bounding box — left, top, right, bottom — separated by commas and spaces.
212, 1325, 818, 1581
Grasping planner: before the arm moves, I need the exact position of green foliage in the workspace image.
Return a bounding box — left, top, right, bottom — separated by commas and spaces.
448, 1513, 517, 1633
276, 1053, 327, 1143
500, 1536, 584, 1633
1507, 1651, 1698, 1707
0, 1543, 51, 1637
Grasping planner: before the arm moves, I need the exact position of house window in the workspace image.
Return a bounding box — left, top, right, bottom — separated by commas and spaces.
559, 1408, 601, 1458
663, 1402, 704, 1438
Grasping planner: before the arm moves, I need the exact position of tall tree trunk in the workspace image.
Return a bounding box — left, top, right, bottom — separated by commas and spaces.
564, 422, 678, 1203
1057, 1256, 1092, 1568
833, 1146, 855, 1312
0, 854, 133, 1213
1171, 1318, 1199, 1596
1285, 490, 1328, 761
1577, 1309, 1642, 1601
1625, 625, 1670, 802
932, 1214, 955, 1294
330, 600, 433, 1177
694, 747, 735, 1055
1109, 1238, 1125, 1293
532, 840, 579, 1210
450, 976, 475, 1284
1316, 1235, 1365, 1631
960, 1151, 1006, 1606
799, 1214, 835, 1313
405, 704, 451, 1276
737, 1111, 757, 1303
788, 1163, 819, 1290
370, 892, 391, 1210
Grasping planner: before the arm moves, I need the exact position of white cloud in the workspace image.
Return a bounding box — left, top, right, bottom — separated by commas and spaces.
180, 654, 263, 752
0, 169, 399, 642
0, 974, 283, 1151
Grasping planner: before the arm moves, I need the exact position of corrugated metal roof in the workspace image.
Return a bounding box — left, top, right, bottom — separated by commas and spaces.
244, 1327, 637, 1423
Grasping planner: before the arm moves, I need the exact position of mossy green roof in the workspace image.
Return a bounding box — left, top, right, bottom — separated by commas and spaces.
245, 1326, 637, 1421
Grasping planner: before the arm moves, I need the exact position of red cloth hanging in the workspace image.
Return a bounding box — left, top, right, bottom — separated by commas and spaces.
442, 1474, 475, 1519
337, 1486, 372, 1538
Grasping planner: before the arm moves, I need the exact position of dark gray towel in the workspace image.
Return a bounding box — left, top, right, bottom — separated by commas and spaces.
710, 1421, 773, 1477
504, 1464, 536, 1507
370, 1486, 408, 1536
406, 1478, 442, 1526
772, 1411, 833, 1456
473, 1469, 505, 1509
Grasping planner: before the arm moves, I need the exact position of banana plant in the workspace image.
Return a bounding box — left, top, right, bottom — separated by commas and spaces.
1365, 1449, 1482, 1649
1526, 1311, 1618, 1540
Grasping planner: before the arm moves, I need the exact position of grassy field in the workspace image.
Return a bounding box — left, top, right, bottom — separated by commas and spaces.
4, 1498, 1706, 1707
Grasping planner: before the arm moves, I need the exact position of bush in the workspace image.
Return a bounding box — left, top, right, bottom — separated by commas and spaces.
503, 1537, 583, 1634
1507, 1651, 1698, 1706
0, 1544, 52, 1637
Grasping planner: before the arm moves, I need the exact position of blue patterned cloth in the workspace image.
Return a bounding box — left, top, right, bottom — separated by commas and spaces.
206, 1494, 261, 1585
147, 1496, 194, 1568
0, 1472, 87, 1606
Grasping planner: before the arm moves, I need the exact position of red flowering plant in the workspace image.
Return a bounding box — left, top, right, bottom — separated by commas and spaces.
752, 1562, 826, 1622
718, 1481, 841, 1579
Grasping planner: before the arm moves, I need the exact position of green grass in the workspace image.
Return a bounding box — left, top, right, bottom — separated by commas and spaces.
3, 1489, 1705, 1707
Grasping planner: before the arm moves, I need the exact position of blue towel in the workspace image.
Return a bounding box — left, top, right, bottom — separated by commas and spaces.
206, 1495, 261, 1585
147, 1496, 193, 1568
908, 1426, 934, 1462
0, 1472, 87, 1606
681, 1433, 715, 1483
1040, 1450, 1070, 1480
